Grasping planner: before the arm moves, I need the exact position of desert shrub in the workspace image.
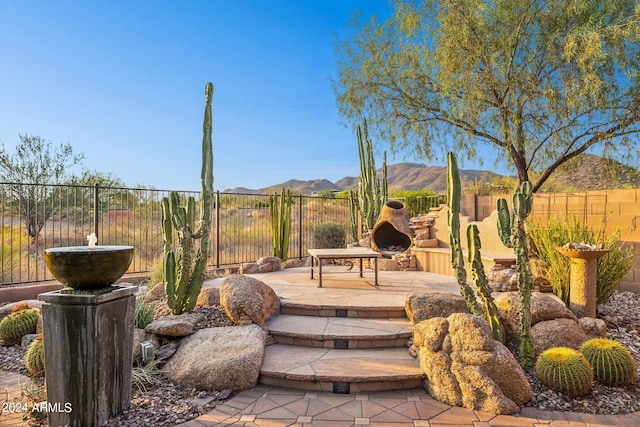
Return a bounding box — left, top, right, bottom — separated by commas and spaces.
528, 214, 634, 306
391, 189, 444, 217
311, 222, 346, 249
134, 297, 156, 329
0, 305, 39, 345
25, 334, 45, 377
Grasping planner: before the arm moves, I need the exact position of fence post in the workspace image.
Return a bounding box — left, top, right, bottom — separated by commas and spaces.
215, 191, 220, 268
298, 194, 303, 259
94, 183, 99, 239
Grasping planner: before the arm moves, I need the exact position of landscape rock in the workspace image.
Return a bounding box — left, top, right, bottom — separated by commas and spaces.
531, 318, 588, 356
21, 334, 38, 349
220, 275, 280, 326
487, 269, 518, 292
145, 312, 203, 337
240, 256, 282, 274
144, 283, 167, 302
164, 325, 265, 392
405, 291, 469, 324
494, 291, 577, 343
578, 317, 607, 339
414, 313, 531, 415
196, 287, 220, 307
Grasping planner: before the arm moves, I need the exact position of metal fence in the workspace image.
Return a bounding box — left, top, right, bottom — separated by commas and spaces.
0, 183, 354, 286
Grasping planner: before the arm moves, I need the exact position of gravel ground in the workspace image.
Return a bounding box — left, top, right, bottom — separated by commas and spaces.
1, 292, 639, 426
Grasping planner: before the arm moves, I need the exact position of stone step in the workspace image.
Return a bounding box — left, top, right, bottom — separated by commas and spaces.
266, 314, 413, 349
259, 344, 424, 393
280, 300, 407, 318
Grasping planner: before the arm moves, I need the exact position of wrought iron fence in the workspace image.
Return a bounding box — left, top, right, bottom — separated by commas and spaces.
0, 183, 355, 286
0, 182, 446, 286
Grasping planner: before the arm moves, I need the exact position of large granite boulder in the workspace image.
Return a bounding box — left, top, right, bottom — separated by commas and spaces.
164, 325, 265, 392
494, 291, 577, 344
220, 275, 280, 326
240, 256, 282, 274
531, 318, 588, 356
196, 287, 220, 307
414, 313, 531, 415
405, 291, 469, 324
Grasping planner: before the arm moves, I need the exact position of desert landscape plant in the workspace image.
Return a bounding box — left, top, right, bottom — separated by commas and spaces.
25, 334, 45, 377
528, 215, 634, 306
0, 304, 39, 345
269, 188, 292, 260
535, 347, 593, 397
580, 338, 637, 387
311, 221, 346, 249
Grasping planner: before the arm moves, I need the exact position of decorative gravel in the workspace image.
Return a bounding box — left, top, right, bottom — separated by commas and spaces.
1, 292, 639, 426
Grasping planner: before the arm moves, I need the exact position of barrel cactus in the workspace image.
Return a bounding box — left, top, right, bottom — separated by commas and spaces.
0, 305, 39, 345
25, 334, 45, 377
580, 338, 637, 387
535, 347, 593, 397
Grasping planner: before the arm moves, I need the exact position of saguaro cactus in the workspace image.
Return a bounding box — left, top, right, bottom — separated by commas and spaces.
497, 181, 534, 367
269, 188, 292, 260
162, 82, 214, 315
348, 120, 388, 239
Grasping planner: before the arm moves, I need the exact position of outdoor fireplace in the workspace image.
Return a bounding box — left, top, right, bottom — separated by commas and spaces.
371, 200, 413, 257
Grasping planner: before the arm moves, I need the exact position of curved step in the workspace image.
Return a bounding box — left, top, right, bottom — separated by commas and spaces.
280, 300, 407, 318
266, 314, 413, 349
259, 344, 424, 393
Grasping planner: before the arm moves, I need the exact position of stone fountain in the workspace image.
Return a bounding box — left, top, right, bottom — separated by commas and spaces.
38, 235, 135, 426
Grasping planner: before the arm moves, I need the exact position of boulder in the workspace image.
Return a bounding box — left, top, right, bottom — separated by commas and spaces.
414, 313, 531, 415
240, 256, 282, 274
486, 269, 518, 292
405, 291, 469, 324
144, 283, 166, 302
164, 325, 265, 392
578, 317, 607, 339
531, 318, 588, 356
145, 312, 203, 337
495, 291, 577, 343
529, 258, 553, 292
196, 287, 220, 307
220, 275, 280, 326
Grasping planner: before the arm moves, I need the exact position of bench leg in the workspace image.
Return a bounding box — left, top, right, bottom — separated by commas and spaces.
318, 259, 323, 288
374, 257, 378, 286
359, 258, 363, 277
310, 256, 314, 279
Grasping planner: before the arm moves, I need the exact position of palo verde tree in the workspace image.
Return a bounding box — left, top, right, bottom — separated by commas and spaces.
334, 0, 640, 191
0, 135, 85, 240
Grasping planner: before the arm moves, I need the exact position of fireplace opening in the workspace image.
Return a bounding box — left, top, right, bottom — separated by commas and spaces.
370, 200, 414, 258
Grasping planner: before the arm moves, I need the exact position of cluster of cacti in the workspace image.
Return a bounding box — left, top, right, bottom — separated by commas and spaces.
348, 120, 388, 241
497, 181, 535, 367
446, 152, 502, 341
535, 347, 593, 397
0, 304, 39, 345
162, 82, 214, 315
25, 334, 45, 377
580, 338, 637, 386
269, 188, 293, 260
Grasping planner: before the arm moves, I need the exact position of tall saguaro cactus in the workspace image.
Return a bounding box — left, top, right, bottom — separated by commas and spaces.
162, 82, 214, 315
269, 188, 292, 260
497, 181, 534, 367
348, 120, 388, 240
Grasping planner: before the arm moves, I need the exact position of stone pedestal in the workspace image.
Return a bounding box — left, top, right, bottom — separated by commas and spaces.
39, 285, 136, 427
556, 248, 609, 318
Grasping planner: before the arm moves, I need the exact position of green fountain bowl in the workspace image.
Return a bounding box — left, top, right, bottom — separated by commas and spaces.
44, 246, 134, 290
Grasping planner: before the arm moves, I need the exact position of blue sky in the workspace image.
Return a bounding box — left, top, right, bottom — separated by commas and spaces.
0, 0, 407, 192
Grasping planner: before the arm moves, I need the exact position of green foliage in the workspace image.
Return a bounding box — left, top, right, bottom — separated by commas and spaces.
391, 189, 444, 217
497, 181, 535, 368
0, 135, 85, 239
131, 360, 164, 392
348, 120, 388, 240
25, 334, 45, 377
134, 297, 156, 329
334, 0, 640, 192
269, 188, 293, 260
528, 215, 634, 306
580, 338, 637, 387
162, 82, 214, 315
311, 222, 346, 249
536, 347, 593, 397
0, 306, 39, 345
316, 189, 336, 199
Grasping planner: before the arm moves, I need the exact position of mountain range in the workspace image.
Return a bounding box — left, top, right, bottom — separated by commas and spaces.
223, 154, 640, 195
